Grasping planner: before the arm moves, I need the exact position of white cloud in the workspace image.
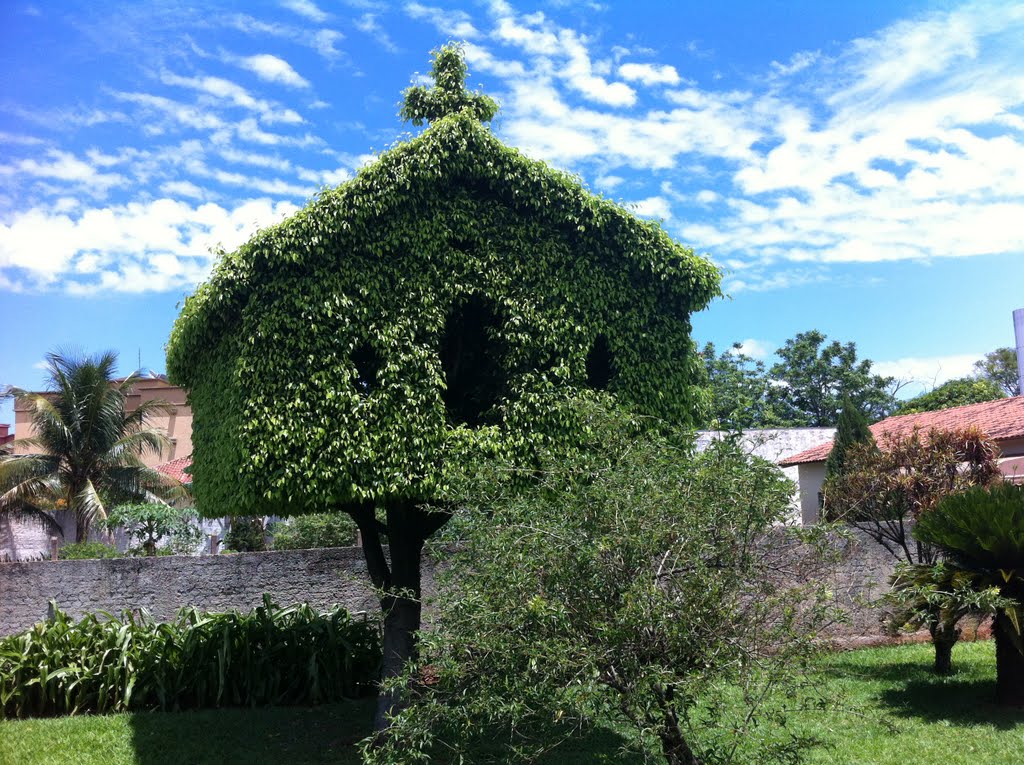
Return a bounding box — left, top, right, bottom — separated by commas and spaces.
281, 0, 327, 23
404, 2, 480, 38
630, 195, 671, 220
0, 198, 298, 292
0, 149, 125, 194
159, 71, 305, 124
618, 62, 680, 86
729, 338, 772, 360
355, 13, 399, 53
236, 54, 310, 88
874, 353, 984, 396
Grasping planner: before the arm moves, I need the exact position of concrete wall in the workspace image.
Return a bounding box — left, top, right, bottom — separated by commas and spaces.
1, 533, 906, 643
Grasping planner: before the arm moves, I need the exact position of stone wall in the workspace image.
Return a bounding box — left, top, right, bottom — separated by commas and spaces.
0, 547, 424, 636
1, 533, 903, 641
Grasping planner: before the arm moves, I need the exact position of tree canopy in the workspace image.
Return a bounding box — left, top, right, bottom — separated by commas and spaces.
895, 377, 1005, 415
167, 46, 721, 520
973, 347, 1020, 397
767, 330, 897, 426
166, 44, 721, 731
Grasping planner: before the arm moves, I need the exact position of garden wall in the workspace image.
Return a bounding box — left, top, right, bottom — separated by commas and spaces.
0, 532, 914, 642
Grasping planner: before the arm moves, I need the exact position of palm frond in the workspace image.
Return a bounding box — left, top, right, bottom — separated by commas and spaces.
104, 429, 173, 463
72, 480, 108, 527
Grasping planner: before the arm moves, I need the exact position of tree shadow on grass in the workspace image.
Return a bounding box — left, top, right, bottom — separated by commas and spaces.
877, 678, 1022, 730
129, 702, 643, 765
129, 701, 374, 765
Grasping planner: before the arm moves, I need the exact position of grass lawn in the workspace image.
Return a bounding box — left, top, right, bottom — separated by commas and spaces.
2, 641, 1021, 765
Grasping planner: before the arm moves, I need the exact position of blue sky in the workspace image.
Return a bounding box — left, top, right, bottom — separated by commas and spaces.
3, 0, 1024, 428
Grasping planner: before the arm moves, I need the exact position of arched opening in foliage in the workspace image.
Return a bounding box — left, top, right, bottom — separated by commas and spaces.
439, 295, 507, 426
586, 333, 615, 391
351, 342, 383, 395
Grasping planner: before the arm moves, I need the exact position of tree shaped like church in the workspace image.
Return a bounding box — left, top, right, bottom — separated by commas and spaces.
167, 45, 721, 731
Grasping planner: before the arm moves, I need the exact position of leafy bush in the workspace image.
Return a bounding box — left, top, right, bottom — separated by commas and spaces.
58, 541, 120, 560
102, 503, 203, 556
367, 406, 842, 765
0, 596, 380, 719
271, 513, 358, 550
223, 517, 267, 552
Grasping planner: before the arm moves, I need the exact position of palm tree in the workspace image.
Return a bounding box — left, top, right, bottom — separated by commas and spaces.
0, 350, 187, 543
915, 482, 1024, 706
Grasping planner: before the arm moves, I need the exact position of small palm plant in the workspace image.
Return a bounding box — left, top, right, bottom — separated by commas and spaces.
914, 481, 1024, 706
0, 351, 188, 543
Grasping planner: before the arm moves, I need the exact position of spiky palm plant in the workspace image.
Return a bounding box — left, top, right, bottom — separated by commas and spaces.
915, 482, 1024, 706
0, 351, 187, 543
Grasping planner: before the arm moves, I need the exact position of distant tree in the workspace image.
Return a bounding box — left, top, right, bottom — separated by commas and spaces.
102, 502, 202, 556
699, 342, 779, 429
824, 426, 1002, 673
895, 377, 1005, 415
768, 330, 898, 426
824, 396, 875, 482
0, 351, 187, 542
973, 347, 1020, 396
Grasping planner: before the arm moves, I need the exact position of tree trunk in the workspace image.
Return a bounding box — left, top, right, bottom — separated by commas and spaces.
374, 524, 424, 731
929, 616, 959, 675
348, 500, 449, 735
75, 517, 88, 544
658, 730, 703, 765
995, 609, 1024, 706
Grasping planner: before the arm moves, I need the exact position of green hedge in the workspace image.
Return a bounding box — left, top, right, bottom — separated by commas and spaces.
0, 596, 380, 719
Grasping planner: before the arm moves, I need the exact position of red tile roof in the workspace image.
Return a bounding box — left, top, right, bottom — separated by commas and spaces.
155, 455, 192, 484
779, 396, 1024, 466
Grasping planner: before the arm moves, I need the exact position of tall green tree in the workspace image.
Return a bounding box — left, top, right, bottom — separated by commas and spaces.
824, 396, 874, 482
768, 330, 897, 426
166, 45, 720, 731
0, 351, 187, 542
699, 342, 779, 429
895, 377, 1005, 415
973, 347, 1020, 396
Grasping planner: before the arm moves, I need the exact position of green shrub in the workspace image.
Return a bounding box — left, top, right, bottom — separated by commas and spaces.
271, 513, 358, 550
101, 503, 203, 556
223, 517, 267, 552
58, 541, 120, 560
0, 596, 380, 719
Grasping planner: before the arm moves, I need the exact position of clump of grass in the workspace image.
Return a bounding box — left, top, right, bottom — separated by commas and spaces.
0, 596, 380, 719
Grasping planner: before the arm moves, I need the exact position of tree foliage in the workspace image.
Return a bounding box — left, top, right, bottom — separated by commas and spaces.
895, 377, 1005, 415
914, 483, 1024, 705
823, 426, 1001, 673
166, 45, 720, 731
366, 406, 840, 765
0, 351, 187, 542
824, 396, 874, 482
767, 331, 897, 426
271, 512, 358, 550
102, 502, 202, 556
699, 342, 780, 429
973, 347, 1020, 397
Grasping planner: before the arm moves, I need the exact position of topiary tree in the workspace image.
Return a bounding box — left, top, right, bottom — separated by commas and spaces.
824, 395, 874, 482
166, 45, 720, 729
914, 482, 1024, 705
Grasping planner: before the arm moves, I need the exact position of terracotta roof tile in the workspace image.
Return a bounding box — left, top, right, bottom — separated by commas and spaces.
779, 396, 1024, 466
155, 455, 192, 484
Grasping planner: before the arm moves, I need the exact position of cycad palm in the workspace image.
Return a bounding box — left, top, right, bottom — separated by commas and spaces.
0, 351, 187, 542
